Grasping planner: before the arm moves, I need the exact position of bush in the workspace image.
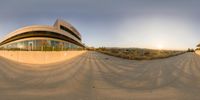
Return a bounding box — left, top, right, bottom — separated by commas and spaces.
96, 48, 186, 60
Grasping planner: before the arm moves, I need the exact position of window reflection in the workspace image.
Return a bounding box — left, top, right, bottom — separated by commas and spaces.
0, 39, 83, 51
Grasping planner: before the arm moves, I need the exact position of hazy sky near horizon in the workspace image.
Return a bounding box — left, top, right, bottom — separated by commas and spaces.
0, 0, 200, 50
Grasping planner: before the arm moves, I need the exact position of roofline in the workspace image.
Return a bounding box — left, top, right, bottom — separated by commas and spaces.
0, 31, 84, 47
0, 25, 82, 44
54, 19, 81, 37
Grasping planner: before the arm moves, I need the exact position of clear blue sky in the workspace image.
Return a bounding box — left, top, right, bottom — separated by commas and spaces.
0, 0, 200, 50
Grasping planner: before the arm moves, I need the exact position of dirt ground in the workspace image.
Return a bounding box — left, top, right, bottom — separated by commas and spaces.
0, 51, 200, 100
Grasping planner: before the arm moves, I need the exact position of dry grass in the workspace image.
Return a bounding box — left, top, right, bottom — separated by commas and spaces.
96, 47, 186, 60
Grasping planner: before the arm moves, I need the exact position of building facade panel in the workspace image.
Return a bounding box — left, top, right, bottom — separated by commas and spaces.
0, 19, 85, 51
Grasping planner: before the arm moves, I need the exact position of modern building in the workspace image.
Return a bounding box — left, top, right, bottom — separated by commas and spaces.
0, 19, 85, 51
196, 44, 200, 50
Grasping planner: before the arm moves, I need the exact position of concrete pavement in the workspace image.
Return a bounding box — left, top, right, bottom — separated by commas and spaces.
0, 51, 200, 100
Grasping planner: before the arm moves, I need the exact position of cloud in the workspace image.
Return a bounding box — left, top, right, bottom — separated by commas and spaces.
0, 0, 200, 49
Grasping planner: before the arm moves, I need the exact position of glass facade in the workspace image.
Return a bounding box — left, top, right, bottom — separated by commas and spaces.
0, 39, 83, 51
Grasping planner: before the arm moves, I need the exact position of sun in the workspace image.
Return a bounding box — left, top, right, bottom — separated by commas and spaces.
156, 44, 164, 50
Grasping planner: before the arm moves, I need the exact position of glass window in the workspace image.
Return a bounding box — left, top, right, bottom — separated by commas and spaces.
0, 38, 83, 51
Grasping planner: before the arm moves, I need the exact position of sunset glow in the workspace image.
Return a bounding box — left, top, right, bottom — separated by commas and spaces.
156, 44, 164, 50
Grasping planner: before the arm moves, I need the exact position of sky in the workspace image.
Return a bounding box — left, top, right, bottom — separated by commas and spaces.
0, 0, 200, 50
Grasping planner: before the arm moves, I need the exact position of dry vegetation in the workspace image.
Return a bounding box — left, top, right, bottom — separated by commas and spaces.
96, 47, 186, 60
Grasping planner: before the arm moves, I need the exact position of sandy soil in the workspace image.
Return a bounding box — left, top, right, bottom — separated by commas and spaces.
0, 51, 200, 100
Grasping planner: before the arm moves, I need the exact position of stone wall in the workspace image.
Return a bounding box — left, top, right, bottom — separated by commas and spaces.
0, 50, 87, 64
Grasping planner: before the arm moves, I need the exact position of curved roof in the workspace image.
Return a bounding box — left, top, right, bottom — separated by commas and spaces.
54, 19, 81, 37
0, 20, 84, 47
197, 44, 200, 47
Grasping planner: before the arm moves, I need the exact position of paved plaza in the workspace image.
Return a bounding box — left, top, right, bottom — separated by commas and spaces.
0, 51, 200, 100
